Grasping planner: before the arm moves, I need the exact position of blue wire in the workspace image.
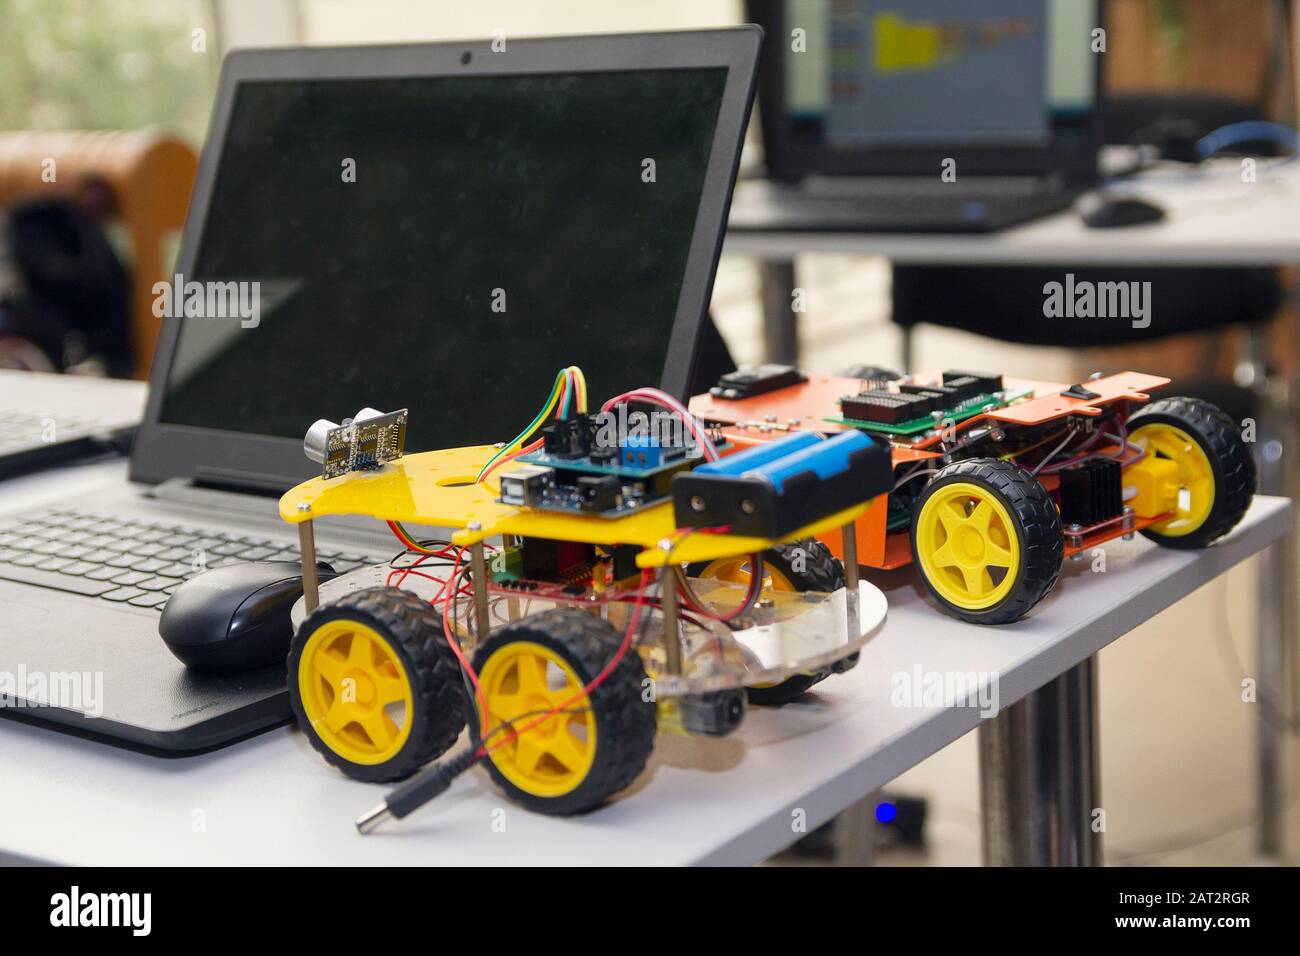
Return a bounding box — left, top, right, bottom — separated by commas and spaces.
557, 369, 573, 418
1195, 121, 1299, 160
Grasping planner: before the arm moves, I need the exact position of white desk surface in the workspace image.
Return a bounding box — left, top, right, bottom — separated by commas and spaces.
725, 160, 1300, 265
0, 460, 1289, 866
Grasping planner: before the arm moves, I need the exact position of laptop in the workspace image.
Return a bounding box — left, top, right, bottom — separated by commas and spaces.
0, 369, 144, 476
731, 0, 1103, 232
0, 28, 761, 754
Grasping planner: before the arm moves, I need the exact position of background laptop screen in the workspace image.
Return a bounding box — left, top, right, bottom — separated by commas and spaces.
779, 0, 1095, 150
159, 68, 727, 451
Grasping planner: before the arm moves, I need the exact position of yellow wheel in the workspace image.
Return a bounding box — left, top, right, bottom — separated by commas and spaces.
477, 640, 597, 799
470, 609, 655, 815
911, 460, 1062, 624
288, 587, 465, 783
691, 540, 847, 705
1128, 397, 1255, 549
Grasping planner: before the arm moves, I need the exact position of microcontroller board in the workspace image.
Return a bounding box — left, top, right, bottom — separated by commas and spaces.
496, 414, 704, 516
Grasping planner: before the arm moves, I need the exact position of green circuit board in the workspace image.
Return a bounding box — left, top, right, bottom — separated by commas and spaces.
825, 387, 1033, 436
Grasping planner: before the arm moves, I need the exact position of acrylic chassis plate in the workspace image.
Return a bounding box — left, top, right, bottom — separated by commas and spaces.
291, 563, 888, 697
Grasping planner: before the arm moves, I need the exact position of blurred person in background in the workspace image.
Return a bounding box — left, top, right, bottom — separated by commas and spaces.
0, 174, 130, 376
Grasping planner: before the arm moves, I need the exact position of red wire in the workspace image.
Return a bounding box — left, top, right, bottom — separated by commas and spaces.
437, 549, 488, 729
479, 567, 654, 757
555, 374, 569, 419
479, 437, 545, 484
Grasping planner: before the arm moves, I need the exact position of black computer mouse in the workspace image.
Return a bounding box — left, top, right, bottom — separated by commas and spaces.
1078, 193, 1166, 229
160, 561, 336, 675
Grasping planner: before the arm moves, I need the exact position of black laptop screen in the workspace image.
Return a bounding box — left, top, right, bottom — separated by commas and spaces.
158, 68, 727, 450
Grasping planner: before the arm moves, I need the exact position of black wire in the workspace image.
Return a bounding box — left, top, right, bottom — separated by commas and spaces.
387, 543, 457, 569
477, 705, 593, 749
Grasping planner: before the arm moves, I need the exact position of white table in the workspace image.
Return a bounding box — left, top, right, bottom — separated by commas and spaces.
726, 160, 1300, 266
724, 158, 1300, 859
0, 456, 1287, 865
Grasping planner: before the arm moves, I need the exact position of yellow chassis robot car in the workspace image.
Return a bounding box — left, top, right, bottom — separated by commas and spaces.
279, 369, 890, 826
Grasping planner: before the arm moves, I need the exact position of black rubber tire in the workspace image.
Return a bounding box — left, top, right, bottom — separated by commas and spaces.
692, 539, 847, 705
288, 586, 466, 784
910, 459, 1063, 625
470, 608, 656, 816
1126, 396, 1256, 550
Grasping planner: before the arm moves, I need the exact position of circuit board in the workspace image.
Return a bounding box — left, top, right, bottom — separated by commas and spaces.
826, 388, 1033, 436
322, 410, 408, 479
497, 422, 702, 517
498, 467, 689, 517
517, 449, 696, 481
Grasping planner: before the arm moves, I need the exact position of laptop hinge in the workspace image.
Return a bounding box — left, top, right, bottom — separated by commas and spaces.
145, 477, 418, 547
146, 477, 281, 517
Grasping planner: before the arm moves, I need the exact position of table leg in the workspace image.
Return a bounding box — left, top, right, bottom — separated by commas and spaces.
758, 258, 799, 365
1247, 320, 1295, 857
832, 793, 879, 866
979, 656, 1102, 866
1257, 544, 1287, 856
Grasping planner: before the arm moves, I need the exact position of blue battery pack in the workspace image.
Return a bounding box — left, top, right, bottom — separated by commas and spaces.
672, 429, 892, 537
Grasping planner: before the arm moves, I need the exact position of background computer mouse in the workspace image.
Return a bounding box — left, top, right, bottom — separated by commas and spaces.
1078, 193, 1167, 229
160, 561, 336, 675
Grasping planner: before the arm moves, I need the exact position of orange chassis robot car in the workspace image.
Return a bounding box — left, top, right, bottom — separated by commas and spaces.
690, 368, 1256, 625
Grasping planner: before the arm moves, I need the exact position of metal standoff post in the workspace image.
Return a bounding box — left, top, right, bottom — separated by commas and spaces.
661, 566, 682, 675
841, 518, 860, 633
298, 517, 320, 614
469, 539, 490, 639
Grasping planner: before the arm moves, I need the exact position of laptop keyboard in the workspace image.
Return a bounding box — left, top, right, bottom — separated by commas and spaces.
0, 412, 98, 452
0, 509, 376, 612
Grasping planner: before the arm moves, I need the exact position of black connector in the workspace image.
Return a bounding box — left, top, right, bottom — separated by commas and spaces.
840, 390, 930, 425
357, 748, 482, 832
542, 414, 593, 459
576, 474, 620, 511
710, 364, 806, 400
940, 375, 982, 402
943, 369, 1003, 394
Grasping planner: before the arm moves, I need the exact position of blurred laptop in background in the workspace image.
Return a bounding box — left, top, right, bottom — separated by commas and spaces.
733, 0, 1104, 232
0, 370, 142, 477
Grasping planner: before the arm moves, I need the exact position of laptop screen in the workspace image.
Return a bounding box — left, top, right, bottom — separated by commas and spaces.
157, 68, 728, 452
758, 0, 1099, 176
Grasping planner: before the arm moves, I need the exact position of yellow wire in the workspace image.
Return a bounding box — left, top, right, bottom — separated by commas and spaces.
998, 428, 1070, 461
476, 370, 566, 481
476, 366, 588, 484
569, 366, 588, 413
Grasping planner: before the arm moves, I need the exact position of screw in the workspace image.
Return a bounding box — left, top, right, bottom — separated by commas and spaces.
297, 502, 312, 512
